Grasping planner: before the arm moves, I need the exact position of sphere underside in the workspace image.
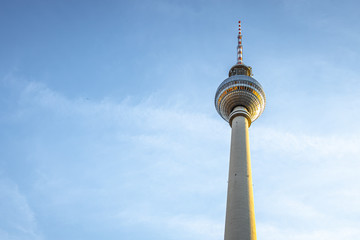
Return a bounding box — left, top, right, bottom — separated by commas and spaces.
215, 75, 266, 123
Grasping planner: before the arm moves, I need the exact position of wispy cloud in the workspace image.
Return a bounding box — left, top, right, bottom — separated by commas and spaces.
0, 177, 43, 240
117, 209, 223, 240
252, 126, 360, 158
258, 222, 360, 240
1, 79, 360, 239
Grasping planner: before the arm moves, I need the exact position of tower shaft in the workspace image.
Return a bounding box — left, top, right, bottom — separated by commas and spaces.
225, 107, 256, 240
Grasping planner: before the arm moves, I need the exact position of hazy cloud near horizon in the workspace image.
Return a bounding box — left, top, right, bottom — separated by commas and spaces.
1, 76, 360, 239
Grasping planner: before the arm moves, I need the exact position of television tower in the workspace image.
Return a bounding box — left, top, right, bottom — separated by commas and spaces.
214, 21, 266, 240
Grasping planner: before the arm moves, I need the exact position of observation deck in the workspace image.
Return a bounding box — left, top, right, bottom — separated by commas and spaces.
214, 64, 266, 125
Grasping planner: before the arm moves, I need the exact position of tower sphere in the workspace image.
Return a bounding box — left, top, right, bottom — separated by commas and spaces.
214, 63, 266, 125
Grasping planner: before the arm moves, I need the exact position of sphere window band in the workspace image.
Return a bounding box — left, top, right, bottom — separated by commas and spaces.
217, 84, 263, 107
217, 79, 265, 99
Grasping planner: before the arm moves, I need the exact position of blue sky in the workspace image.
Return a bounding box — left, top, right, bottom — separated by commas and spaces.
1, 0, 360, 239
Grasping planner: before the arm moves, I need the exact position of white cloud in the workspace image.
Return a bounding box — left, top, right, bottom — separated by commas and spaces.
0, 177, 43, 240
258, 223, 360, 240
117, 209, 223, 240
251, 127, 360, 240
2, 79, 360, 240
2, 79, 228, 239
252, 126, 360, 158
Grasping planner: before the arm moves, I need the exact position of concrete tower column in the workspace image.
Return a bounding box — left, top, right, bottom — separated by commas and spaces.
224, 106, 256, 240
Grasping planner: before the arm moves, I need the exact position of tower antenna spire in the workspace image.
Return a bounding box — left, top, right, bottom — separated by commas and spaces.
237, 20, 243, 64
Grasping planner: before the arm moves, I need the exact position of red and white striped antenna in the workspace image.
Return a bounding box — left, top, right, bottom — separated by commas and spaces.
237, 20, 243, 64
